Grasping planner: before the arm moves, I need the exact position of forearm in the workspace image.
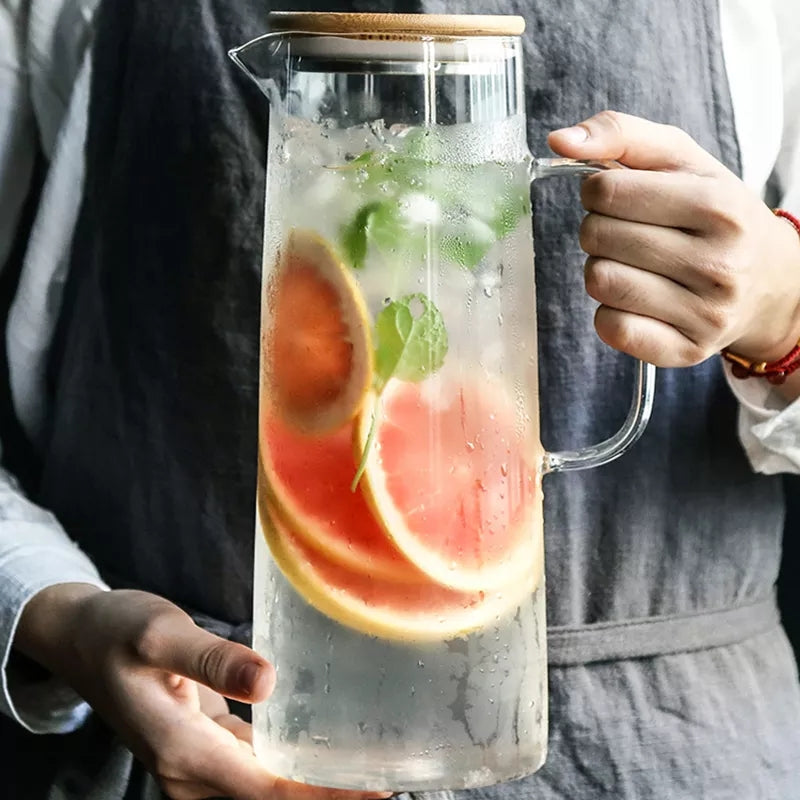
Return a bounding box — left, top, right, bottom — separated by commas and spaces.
14, 582, 103, 672
0, 472, 109, 732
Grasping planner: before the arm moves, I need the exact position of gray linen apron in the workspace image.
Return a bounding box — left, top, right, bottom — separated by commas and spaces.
2, 0, 799, 798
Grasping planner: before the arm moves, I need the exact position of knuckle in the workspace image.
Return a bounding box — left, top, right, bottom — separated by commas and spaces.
689, 180, 719, 215
579, 213, 604, 254
697, 301, 732, 335
593, 109, 624, 137
708, 203, 746, 235
657, 124, 698, 169
132, 612, 175, 665
693, 182, 746, 233
581, 173, 620, 213
703, 256, 742, 301
678, 339, 715, 366
663, 123, 693, 146
585, 259, 619, 303
595, 308, 638, 352
664, 124, 696, 156
196, 639, 233, 685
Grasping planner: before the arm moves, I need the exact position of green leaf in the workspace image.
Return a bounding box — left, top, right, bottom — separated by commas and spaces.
338, 141, 531, 273
373, 293, 448, 392
352, 292, 448, 491
340, 201, 386, 269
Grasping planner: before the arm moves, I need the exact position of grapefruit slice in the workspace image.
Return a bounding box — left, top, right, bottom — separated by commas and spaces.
357, 378, 542, 593
264, 228, 372, 435
260, 410, 424, 583
259, 497, 536, 642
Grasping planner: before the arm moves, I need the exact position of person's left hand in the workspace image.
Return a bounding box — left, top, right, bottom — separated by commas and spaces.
547, 111, 800, 368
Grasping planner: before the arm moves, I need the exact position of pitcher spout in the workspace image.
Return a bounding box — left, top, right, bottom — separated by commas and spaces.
228, 32, 286, 103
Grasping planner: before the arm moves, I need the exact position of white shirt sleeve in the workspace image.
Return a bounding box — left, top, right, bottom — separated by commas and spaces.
0, 472, 108, 734
0, 1, 37, 273
0, 0, 107, 734
720, 0, 800, 475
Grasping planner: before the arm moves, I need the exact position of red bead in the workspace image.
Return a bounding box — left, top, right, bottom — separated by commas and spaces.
731, 363, 751, 379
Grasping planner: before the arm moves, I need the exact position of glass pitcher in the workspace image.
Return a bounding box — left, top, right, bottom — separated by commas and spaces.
230, 12, 655, 793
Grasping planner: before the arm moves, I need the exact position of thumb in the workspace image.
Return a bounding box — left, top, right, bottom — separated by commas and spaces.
547, 110, 725, 175
134, 608, 275, 702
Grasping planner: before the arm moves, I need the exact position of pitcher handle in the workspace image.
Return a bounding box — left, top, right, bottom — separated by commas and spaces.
532, 157, 657, 474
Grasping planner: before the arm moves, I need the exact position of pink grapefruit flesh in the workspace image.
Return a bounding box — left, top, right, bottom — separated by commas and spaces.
261, 411, 425, 583
357, 378, 542, 593
259, 499, 536, 642
264, 229, 372, 435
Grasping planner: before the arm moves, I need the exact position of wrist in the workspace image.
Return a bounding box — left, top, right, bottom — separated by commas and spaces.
15, 583, 105, 674
726, 209, 800, 363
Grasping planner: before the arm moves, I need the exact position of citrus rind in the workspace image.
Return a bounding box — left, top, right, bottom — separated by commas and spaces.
258, 495, 538, 643
259, 410, 425, 583
264, 228, 373, 435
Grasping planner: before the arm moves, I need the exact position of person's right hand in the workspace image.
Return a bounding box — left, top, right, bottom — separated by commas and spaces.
16, 583, 391, 800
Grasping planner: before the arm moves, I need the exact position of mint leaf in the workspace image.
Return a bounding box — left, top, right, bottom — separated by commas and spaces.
374, 294, 448, 392
341, 199, 431, 271
352, 292, 448, 490
340, 202, 385, 269
338, 140, 531, 273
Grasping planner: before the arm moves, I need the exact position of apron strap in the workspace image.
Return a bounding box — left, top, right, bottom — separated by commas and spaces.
100, 565, 779, 664
192, 593, 780, 665
546, 592, 779, 666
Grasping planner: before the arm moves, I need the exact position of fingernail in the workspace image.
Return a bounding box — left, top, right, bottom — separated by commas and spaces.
236, 661, 263, 695
553, 125, 589, 144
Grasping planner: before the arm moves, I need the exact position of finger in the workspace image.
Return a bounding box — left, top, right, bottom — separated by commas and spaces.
584, 258, 716, 344
157, 711, 391, 800
196, 683, 230, 718
594, 305, 712, 366
213, 712, 254, 746
161, 778, 223, 800
133, 610, 276, 702
579, 213, 716, 292
269, 778, 393, 800
548, 110, 726, 176
580, 169, 735, 232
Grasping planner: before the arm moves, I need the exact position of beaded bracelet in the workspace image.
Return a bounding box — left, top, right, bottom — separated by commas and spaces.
720, 208, 800, 385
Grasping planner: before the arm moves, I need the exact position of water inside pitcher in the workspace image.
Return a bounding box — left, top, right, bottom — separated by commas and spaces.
230, 11, 653, 793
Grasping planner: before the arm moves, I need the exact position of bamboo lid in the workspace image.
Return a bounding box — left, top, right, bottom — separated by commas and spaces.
268, 11, 526, 38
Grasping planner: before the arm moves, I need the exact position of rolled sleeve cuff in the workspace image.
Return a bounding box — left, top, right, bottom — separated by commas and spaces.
723, 360, 800, 475
0, 521, 108, 734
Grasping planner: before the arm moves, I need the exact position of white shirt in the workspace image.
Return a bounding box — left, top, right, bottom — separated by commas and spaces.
1, 0, 799, 734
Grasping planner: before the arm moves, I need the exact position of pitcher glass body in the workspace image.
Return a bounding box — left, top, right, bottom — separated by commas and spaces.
230, 12, 654, 793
